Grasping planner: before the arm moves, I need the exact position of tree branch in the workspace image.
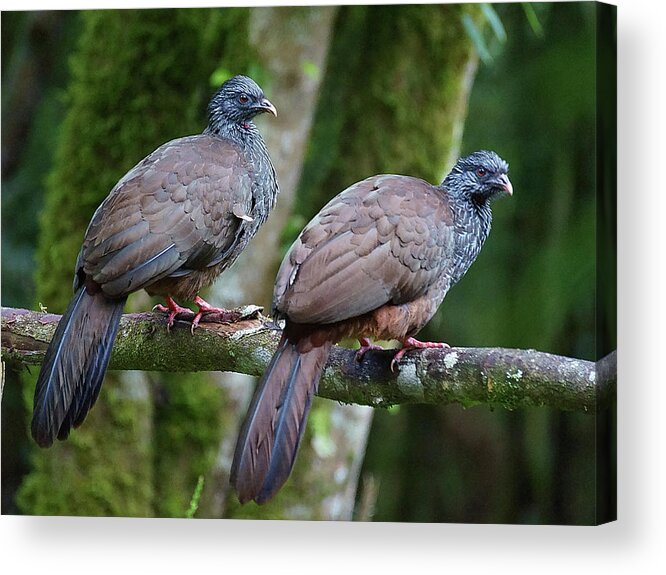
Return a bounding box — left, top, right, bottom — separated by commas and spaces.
1, 306, 616, 412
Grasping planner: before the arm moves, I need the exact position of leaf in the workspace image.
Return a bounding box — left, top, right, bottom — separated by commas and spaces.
302, 60, 320, 80
522, 2, 545, 38
462, 14, 492, 65
210, 67, 233, 87
481, 3, 507, 43
185, 475, 205, 518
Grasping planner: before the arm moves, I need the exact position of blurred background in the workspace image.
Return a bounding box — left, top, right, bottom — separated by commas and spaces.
1, 2, 615, 523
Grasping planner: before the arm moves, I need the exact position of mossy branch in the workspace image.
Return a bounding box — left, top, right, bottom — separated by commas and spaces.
1, 306, 615, 412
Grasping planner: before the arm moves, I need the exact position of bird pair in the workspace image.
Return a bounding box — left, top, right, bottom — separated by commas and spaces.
31, 75, 512, 505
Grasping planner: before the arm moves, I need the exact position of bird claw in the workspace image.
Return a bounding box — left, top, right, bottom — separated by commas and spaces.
390, 337, 450, 372
154, 296, 246, 333
189, 295, 237, 333
190, 313, 203, 335
355, 337, 384, 362
153, 299, 191, 331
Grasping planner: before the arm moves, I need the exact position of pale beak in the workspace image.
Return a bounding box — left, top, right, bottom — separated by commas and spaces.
258, 98, 278, 117
495, 173, 513, 196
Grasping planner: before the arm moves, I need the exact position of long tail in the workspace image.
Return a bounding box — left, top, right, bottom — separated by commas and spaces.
230, 332, 332, 504
31, 287, 126, 448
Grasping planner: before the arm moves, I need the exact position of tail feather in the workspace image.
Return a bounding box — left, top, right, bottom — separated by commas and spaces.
230, 333, 332, 504
31, 287, 126, 447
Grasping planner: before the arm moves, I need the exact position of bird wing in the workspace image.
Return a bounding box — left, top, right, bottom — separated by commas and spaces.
78, 135, 254, 298
274, 175, 457, 325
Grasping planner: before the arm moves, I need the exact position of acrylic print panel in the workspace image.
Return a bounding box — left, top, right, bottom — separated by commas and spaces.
1, 2, 615, 524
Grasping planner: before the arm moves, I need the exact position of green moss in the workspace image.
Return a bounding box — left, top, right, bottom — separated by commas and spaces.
18, 374, 155, 517
152, 373, 225, 518
21, 7, 255, 518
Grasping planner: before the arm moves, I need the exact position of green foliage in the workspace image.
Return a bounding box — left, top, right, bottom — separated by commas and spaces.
481, 4, 507, 44
2, 91, 66, 309
463, 13, 493, 65
1, 12, 81, 309
522, 2, 545, 38
185, 475, 205, 518
463, 2, 545, 67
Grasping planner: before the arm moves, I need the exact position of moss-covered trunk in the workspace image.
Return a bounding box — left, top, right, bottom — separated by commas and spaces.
18, 7, 257, 517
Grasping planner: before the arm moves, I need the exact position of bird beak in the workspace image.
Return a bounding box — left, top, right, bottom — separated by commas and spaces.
494, 173, 513, 196
258, 98, 278, 117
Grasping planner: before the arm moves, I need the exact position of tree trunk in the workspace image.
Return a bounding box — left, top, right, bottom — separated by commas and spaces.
202, 5, 342, 519
18, 8, 250, 518
290, 3, 482, 521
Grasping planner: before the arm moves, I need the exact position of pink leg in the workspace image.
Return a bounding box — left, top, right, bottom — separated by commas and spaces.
190, 296, 233, 333
390, 336, 450, 372
153, 296, 192, 331
154, 295, 235, 333
355, 337, 384, 362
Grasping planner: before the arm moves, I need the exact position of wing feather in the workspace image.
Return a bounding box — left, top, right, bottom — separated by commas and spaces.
80, 135, 254, 296
275, 175, 457, 325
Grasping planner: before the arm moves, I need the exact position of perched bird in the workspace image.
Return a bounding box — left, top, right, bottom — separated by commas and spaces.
32, 75, 278, 448
230, 150, 512, 504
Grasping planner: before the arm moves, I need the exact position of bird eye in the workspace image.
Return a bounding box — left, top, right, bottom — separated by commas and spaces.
238, 93, 249, 104
476, 167, 487, 177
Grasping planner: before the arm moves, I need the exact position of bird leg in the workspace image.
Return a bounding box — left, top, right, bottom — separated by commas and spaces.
190, 295, 237, 333
153, 296, 192, 331
355, 337, 384, 362
390, 337, 450, 372
154, 296, 240, 333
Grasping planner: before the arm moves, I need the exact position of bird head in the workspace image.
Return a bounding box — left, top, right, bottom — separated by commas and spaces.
443, 150, 512, 202
207, 75, 277, 129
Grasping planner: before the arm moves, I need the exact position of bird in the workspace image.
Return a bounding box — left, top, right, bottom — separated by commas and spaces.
31, 75, 279, 448
230, 150, 512, 504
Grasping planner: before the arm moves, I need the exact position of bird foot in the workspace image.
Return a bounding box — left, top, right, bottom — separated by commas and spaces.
190, 296, 237, 334
154, 296, 241, 333
153, 297, 192, 331
355, 337, 384, 362
390, 337, 450, 372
